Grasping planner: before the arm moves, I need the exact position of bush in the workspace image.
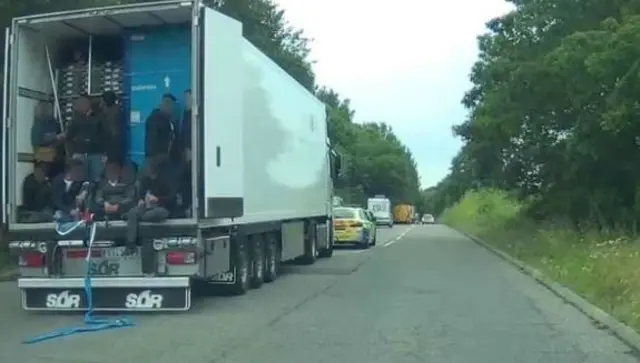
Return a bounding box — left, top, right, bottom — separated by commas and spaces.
442, 188, 640, 331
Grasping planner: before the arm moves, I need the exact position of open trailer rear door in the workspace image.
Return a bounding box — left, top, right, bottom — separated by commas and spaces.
2, 27, 10, 225
199, 6, 244, 219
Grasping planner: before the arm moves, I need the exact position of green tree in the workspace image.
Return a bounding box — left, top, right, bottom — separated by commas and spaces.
430, 0, 640, 227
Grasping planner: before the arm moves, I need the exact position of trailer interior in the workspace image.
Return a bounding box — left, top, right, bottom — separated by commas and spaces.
5, 1, 197, 229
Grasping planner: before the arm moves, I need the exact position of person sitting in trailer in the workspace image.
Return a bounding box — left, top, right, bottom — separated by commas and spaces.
125, 156, 174, 260
66, 94, 104, 182
18, 162, 53, 223
52, 159, 89, 223
30, 100, 65, 178
93, 159, 136, 221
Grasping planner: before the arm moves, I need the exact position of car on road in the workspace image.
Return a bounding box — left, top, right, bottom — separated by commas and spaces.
333, 207, 376, 249
422, 214, 435, 224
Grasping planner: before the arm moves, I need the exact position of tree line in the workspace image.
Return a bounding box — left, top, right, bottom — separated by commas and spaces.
424, 0, 640, 228
0, 0, 423, 212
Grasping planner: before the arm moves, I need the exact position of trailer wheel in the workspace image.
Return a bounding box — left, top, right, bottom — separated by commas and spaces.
231, 237, 250, 295
301, 221, 318, 265
319, 224, 334, 258
264, 233, 280, 283
250, 235, 265, 288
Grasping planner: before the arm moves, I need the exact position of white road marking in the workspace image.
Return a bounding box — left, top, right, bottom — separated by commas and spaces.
383, 226, 415, 248
383, 240, 396, 247
337, 225, 418, 251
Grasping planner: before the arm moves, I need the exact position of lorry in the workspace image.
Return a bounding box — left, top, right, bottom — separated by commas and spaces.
366, 195, 393, 227
3, 0, 342, 311
393, 204, 414, 224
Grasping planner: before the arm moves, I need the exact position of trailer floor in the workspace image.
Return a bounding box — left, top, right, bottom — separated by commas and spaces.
0, 225, 636, 363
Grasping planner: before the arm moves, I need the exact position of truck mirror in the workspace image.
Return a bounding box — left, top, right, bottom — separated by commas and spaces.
330, 149, 341, 179
334, 153, 342, 176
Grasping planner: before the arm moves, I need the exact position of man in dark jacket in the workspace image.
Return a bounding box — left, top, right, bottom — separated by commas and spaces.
20, 162, 53, 222
182, 89, 192, 159
100, 91, 124, 164
126, 156, 174, 271
94, 160, 136, 220
145, 94, 176, 162
52, 159, 88, 222
67, 95, 104, 182
173, 89, 193, 216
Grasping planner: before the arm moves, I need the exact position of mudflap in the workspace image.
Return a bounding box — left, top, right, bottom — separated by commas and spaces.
208, 267, 237, 285
18, 277, 191, 312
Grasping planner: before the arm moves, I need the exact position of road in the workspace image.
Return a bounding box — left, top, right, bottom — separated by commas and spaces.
0, 225, 638, 363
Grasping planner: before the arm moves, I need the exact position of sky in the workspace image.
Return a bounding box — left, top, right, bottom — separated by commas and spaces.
275, 0, 514, 187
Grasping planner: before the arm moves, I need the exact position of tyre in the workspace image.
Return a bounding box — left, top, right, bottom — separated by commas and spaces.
360, 231, 370, 249
249, 234, 265, 288
230, 237, 250, 295
319, 225, 334, 258
264, 233, 280, 283
301, 220, 318, 264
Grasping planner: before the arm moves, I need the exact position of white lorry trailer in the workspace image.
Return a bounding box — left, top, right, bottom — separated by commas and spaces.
367, 195, 393, 227
3, 0, 341, 311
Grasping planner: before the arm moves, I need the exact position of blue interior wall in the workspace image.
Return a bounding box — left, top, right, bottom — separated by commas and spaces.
122, 25, 192, 167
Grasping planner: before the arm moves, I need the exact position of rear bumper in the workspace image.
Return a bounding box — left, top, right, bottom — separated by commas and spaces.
334, 229, 366, 243
375, 219, 392, 225
18, 276, 190, 288
18, 277, 191, 312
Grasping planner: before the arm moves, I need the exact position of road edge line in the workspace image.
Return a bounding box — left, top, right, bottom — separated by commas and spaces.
449, 226, 640, 354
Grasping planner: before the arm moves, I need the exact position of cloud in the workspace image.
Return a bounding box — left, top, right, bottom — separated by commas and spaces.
275, 0, 513, 187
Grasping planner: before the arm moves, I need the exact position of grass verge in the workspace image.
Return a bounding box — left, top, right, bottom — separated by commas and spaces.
441, 188, 640, 332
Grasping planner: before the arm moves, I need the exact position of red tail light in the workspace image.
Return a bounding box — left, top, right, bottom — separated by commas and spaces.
66, 249, 104, 259
19, 252, 45, 267
166, 251, 196, 265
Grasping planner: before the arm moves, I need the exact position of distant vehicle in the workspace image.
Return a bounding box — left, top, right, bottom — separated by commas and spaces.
367, 196, 393, 227
333, 207, 376, 249
393, 204, 414, 224
422, 214, 435, 224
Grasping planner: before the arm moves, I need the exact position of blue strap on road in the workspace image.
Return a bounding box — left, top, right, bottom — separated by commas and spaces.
23, 219, 134, 344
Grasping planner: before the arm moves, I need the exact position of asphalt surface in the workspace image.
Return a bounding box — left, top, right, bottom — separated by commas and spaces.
0, 224, 638, 363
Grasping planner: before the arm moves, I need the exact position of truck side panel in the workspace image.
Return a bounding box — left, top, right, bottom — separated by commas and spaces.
201, 7, 244, 219
239, 41, 329, 224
